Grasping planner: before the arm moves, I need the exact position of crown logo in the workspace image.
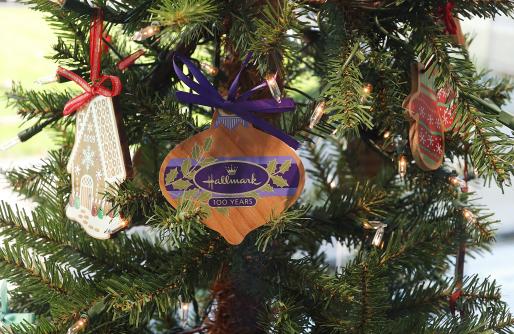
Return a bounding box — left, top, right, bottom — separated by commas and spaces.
226, 165, 238, 176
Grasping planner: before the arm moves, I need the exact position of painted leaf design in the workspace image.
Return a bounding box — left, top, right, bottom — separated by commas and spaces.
204, 136, 213, 152
200, 203, 210, 215
184, 189, 200, 199
199, 157, 217, 167
181, 159, 192, 177
164, 168, 178, 185
261, 184, 274, 192
270, 175, 288, 188
278, 160, 291, 174
171, 179, 193, 190
266, 159, 277, 174
192, 143, 201, 161
198, 191, 212, 202
246, 191, 260, 199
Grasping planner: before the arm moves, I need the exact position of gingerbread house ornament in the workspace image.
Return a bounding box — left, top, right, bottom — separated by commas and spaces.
66, 95, 131, 239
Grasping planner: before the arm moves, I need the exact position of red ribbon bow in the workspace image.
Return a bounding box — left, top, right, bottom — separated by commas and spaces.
438, 1, 458, 35
57, 68, 122, 116
58, 10, 122, 116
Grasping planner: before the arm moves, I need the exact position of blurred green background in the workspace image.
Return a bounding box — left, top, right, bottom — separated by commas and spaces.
0, 5, 57, 159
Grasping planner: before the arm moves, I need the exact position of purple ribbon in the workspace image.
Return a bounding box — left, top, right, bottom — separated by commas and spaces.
173, 54, 300, 149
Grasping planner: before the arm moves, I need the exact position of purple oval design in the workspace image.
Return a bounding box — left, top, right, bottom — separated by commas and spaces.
194, 161, 270, 194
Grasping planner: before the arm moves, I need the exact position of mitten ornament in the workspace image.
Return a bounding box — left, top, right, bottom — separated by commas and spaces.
60, 11, 131, 239
159, 55, 305, 245
403, 63, 456, 171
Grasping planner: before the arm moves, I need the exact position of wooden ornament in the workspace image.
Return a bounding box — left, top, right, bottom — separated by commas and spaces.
66, 95, 131, 239
452, 17, 466, 46
159, 111, 305, 245
403, 63, 457, 171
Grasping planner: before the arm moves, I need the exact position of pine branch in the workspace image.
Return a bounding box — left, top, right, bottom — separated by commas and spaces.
248, 0, 302, 73
320, 41, 373, 135
255, 208, 309, 252
150, 0, 221, 48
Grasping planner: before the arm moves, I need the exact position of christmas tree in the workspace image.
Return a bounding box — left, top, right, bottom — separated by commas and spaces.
2, 0, 514, 333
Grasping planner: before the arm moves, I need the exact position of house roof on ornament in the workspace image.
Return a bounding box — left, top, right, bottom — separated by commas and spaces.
67, 95, 127, 184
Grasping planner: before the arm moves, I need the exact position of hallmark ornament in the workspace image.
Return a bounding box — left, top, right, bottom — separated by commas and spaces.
66, 96, 131, 239
59, 11, 131, 239
159, 55, 305, 245
403, 63, 457, 171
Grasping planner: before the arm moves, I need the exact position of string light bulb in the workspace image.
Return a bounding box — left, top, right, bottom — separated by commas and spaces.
0, 137, 21, 152
1, 114, 60, 152
363, 221, 388, 248
462, 208, 477, 224
398, 154, 408, 178
180, 301, 190, 323
372, 225, 386, 248
449, 176, 460, 187
265, 73, 282, 103
132, 22, 160, 41
34, 74, 59, 85
66, 315, 88, 334
362, 83, 373, 95
448, 175, 466, 189
383, 131, 391, 139
107, 218, 130, 235
309, 101, 326, 129
200, 62, 219, 76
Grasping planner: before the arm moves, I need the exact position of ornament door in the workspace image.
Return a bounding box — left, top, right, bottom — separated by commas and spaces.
80, 175, 94, 210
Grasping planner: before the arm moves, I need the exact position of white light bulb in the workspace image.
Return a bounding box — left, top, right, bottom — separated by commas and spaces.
180, 302, 190, 323
362, 83, 373, 95
35, 74, 58, 85
66, 316, 88, 334
0, 136, 21, 152
462, 208, 476, 224
132, 22, 160, 41
363, 221, 387, 248
265, 73, 282, 103
448, 176, 466, 189
309, 101, 326, 129
372, 226, 385, 248
398, 155, 408, 178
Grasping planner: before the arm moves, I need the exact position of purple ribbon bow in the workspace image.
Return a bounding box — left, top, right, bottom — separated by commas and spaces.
173, 54, 300, 149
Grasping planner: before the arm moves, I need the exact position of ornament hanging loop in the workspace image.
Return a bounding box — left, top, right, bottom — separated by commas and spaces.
438, 1, 458, 35
172, 54, 300, 149
57, 9, 122, 116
